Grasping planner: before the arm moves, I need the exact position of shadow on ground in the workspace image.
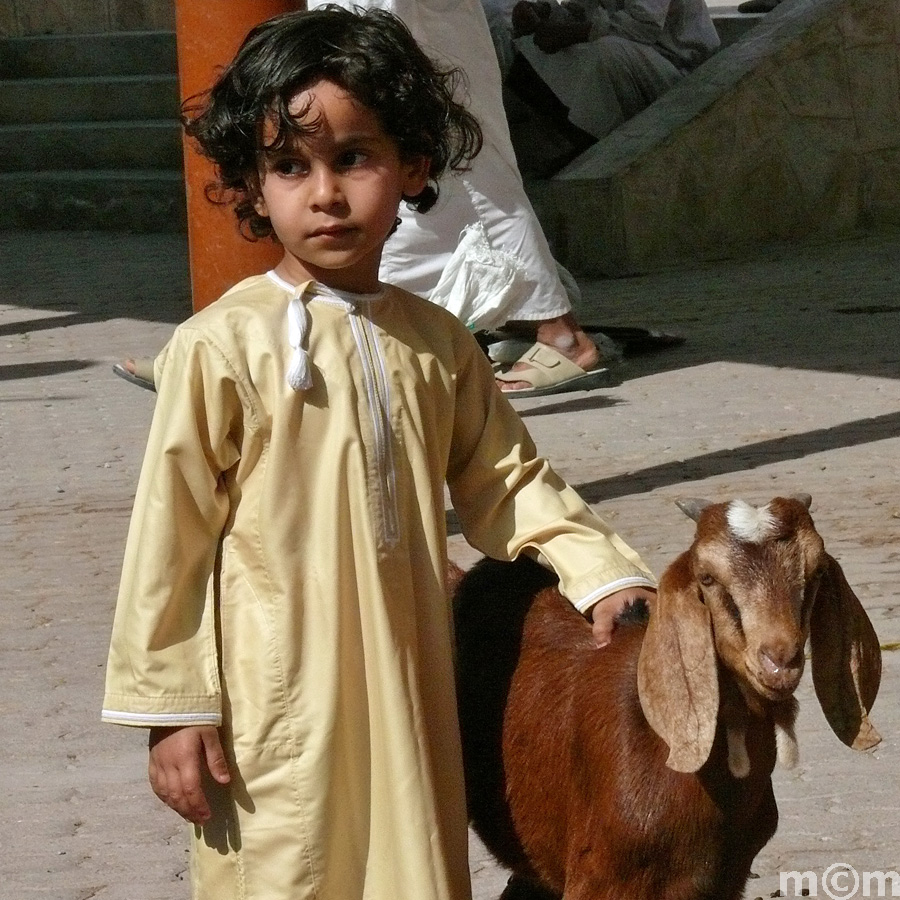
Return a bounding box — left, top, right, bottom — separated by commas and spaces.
575, 229, 900, 382
0, 360, 95, 381
574, 410, 900, 503
447, 410, 900, 536
2, 228, 899, 382
1, 230, 191, 325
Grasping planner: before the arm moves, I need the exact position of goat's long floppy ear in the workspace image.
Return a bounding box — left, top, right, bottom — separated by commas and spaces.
810, 554, 882, 750
638, 552, 719, 772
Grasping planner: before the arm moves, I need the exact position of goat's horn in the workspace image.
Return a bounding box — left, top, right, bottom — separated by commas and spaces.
790, 492, 813, 509
676, 498, 713, 522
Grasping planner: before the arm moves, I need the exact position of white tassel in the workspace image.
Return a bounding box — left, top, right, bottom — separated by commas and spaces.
775, 720, 800, 769
286, 286, 313, 391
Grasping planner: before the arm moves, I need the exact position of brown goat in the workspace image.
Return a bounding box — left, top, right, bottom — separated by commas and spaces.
453, 495, 882, 900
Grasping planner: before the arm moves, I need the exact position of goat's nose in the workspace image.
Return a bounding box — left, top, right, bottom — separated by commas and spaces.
758, 644, 805, 690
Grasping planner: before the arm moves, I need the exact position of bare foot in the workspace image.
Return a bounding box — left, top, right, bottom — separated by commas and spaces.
112, 356, 157, 391
497, 313, 600, 392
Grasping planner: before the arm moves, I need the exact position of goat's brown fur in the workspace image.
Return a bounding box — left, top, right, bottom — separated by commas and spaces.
453, 497, 881, 900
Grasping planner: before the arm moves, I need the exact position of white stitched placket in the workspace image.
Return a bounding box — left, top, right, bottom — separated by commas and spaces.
349, 306, 401, 549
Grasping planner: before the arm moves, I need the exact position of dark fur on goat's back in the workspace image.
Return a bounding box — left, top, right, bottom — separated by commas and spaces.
453, 557, 558, 877
454, 556, 780, 900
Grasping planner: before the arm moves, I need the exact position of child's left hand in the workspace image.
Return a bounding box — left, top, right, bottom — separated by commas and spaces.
589, 587, 656, 648
148, 725, 231, 824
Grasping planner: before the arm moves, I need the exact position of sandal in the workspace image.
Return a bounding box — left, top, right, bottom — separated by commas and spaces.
488, 331, 621, 367
495, 342, 617, 398
112, 357, 156, 393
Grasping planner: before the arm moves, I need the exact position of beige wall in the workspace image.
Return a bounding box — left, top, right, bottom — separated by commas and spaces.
541, 0, 900, 276
0, 0, 174, 36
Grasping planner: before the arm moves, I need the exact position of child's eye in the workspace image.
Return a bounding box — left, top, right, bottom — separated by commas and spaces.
272, 157, 307, 176
336, 150, 368, 169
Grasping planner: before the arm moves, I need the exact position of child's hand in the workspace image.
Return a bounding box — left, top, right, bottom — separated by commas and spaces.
589, 587, 656, 648
148, 725, 231, 825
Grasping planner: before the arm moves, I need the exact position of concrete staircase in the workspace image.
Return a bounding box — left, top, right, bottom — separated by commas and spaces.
0, 11, 761, 235
0, 31, 186, 231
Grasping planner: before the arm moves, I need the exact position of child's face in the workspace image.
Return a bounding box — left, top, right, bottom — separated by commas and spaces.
253, 79, 429, 293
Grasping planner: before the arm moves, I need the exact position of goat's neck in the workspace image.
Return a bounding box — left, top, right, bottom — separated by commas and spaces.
726, 670, 768, 718
718, 675, 800, 777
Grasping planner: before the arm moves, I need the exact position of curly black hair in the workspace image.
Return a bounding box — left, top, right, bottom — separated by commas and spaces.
182, 5, 483, 240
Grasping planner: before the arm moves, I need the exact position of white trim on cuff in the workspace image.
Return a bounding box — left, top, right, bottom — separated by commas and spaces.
101, 709, 221, 726
572, 576, 656, 614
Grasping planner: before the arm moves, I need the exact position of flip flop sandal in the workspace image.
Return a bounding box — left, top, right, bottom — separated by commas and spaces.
495, 342, 618, 398
112, 357, 156, 393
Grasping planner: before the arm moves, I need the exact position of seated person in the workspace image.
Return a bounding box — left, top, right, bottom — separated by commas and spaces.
511, 0, 719, 140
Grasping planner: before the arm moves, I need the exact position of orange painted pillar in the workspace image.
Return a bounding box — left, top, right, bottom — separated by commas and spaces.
175, 1, 294, 311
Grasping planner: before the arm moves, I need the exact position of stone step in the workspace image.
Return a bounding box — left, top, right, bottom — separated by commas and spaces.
0, 74, 179, 125
0, 11, 764, 234
0, 120, 182, 172
0, 30, 182, 230
0, 30, 177, 79
2, 169, 186, 232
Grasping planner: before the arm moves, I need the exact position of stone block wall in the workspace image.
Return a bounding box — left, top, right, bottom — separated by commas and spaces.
547, 0, 900, 276
0, 0, 174, 36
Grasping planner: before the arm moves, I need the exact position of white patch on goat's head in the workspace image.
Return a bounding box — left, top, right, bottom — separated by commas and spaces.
726, 501, 777, 544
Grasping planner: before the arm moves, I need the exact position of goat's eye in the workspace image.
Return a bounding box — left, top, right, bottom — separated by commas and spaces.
699, 574, 715, 587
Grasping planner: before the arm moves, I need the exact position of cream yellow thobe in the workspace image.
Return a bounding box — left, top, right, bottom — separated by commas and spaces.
102, 272, 654, 900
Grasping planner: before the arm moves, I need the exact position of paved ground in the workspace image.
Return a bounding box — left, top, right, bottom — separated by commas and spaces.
1, 227, 897, 900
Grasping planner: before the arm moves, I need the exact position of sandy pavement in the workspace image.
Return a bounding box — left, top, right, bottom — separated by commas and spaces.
1, 228, 898, 900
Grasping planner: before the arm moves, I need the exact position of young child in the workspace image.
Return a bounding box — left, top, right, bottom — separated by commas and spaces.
102, 8, 655, 900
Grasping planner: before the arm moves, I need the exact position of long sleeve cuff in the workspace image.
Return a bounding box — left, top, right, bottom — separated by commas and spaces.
570, 575, 657, 614
101, 708, 222, 728
101, 689, 222, 728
